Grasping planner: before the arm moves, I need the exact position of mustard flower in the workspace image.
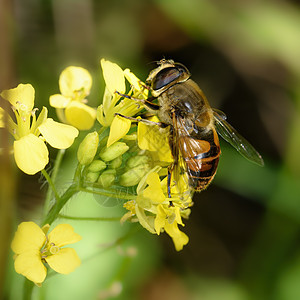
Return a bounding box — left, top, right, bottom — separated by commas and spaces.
94, 59, 193, 250
155, 204, 189, 251
50, 66, 96, 130
11, 222, 81, 285
97, 59, 147, 127
0, 84, 79, 175
122, 168, 192, 251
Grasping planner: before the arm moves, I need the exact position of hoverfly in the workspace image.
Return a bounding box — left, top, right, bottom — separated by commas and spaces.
117, 59, 264, 196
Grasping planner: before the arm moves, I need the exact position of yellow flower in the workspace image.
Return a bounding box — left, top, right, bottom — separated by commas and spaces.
97, 59, 146, 127
11, 222, 81, 285
155, 204, 189, 251
50, 66, 96, 130
0, 84, 79, 175
122, 168, 191, 251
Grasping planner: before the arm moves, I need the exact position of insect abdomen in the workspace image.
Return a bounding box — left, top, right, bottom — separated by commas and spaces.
179, 128, 221, 191
186, 156, 220, 191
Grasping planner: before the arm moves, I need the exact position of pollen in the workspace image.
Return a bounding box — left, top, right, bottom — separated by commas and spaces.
49, 244, 60, 255
123, 200, 136, 214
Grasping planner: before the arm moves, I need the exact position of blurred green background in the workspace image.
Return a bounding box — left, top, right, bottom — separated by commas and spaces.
1, 0, 300, 299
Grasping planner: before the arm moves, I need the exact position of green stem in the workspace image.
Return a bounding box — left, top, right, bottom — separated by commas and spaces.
58, 213, 121, 222
41, 169, 60, 203
42, 162, 63, 218
42, 184, 79, 226
98, 126, 108, 137
44, 149, 65, 207
79, 186, 135, 200
23, 279, 34, 300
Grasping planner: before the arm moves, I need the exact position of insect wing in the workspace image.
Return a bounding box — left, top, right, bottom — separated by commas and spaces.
213, 111, 264, 166
174, 117, 209, 188
170, 115, 194, 194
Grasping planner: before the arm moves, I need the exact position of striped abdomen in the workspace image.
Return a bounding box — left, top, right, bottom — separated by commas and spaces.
178, 127, 221, 191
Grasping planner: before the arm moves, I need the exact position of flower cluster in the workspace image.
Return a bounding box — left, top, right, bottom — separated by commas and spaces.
0, 84, 79, 174
11, 222, 81, 285
77, 59, 193, 251
4, 58, 195, 293
50, 66, 96, 130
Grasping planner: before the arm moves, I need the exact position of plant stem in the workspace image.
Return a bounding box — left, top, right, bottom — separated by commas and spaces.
58, 213, 121, 221
42, 149, 65, 217
79, 186, 135, 200
42, 184, 79, 226
98, 126, 108, 137
23, 279, 34, 300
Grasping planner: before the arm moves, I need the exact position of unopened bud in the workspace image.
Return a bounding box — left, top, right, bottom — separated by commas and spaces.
99, 142, 129, 162
109, 156, 123, 169
88, 160, 106, 172
126, 155, 149, 169
77, 131, 99, 165
119, 164, 150, 187
86, 172, 100, 183
98, 169, 116, 188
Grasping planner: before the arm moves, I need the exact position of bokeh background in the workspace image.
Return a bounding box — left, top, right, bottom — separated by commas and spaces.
1, 0, 300, 299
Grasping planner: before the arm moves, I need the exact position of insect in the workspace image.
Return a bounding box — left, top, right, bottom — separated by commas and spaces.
117, 59, 264, 196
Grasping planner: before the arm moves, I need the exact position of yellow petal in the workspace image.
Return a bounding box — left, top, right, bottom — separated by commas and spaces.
96, 105, 109, 127
59, 66, 92, 98
100, 59, 125, 95
143, 173, 166, 204
165, 222, 189, 251
124, 69, 141, 90
65, 101, 96, 130
38, 118, 79, 149
137, 119, 162, 151
11, 222, 46, 254
136, 166, 161, 195
154, 204, 166, 235
135, 205, 156, 234
0, 83, 35, 111
48, 224, 81, 247
124, 68, 148, 97
13, 134, 48, 175
138, 120, 173, 163
174, 206, 184, 226
107, 115, 131, 147
34, 106, 48, 131
172, 231, 189, 251
49, 94, 70, 108
14, 251, 47, 284
46, 248, 81, 274
0, 107, 5, 127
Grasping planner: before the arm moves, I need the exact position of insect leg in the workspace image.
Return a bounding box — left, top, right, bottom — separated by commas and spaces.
115, 91, 160, 111
115, 113, 168, 128
167, 165, 172, 198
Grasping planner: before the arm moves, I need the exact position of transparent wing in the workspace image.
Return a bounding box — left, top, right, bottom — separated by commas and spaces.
174, 116, 211, 189
213, 110, 264, 166
170, 114, 194, 194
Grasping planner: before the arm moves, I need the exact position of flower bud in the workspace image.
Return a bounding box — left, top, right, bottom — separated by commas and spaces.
77, 131, 99, 165
119, 164, 150, 187
86, 172, 100, 183
98, 169, 116, 188
109, 156, 123, 169
88, 160, 106, 172
99, 142, 129, 162
126, 155, 149, 169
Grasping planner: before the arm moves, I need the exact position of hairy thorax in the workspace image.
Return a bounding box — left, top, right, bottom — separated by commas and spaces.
157, 79, 212, 129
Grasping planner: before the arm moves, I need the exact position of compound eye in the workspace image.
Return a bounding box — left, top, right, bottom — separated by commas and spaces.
152, 67, 180, 91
